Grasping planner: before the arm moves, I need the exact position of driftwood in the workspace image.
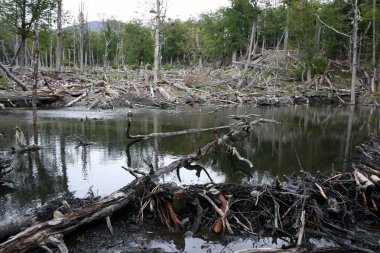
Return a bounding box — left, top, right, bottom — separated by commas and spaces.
0, 117, 269, 252
0, 62, 29, 91
227, 145, 254, 169
156, 86, 174, 102
170, 81, 205, 104
65, 90, 88, 107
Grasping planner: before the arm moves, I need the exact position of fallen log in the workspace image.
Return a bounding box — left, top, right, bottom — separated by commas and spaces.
0, 94, 60, 107
65, 90, 88, 107
0, 61, 28, 91
126, 117, 233, 141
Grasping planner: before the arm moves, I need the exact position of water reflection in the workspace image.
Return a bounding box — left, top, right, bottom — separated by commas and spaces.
0, 105, 379, 220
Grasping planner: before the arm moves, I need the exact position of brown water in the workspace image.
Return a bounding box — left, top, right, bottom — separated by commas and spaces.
0, 105, 379, 250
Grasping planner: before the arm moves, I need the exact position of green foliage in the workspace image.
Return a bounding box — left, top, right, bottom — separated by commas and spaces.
0, 76, 9, 88
122, 21, 154, 65
312, 57, 328, 75
163, 63, 171, 71
162, 19, 191, 64
128, 64, 140, 71
77, 234, 85, 243
0, 0, 378, 72
291, 65, 305, 81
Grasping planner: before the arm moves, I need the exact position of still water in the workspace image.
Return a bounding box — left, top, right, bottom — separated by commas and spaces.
0, 105, 379, 221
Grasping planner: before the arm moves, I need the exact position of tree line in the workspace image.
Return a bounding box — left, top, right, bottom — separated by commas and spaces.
0, 0, 379, 102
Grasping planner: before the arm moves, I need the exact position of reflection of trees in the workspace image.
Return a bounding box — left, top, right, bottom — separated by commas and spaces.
59, 128, 68, 192
344, 106, 355, 162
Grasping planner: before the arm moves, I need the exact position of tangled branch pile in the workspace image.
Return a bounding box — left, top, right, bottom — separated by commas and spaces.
137, 136, 380, 252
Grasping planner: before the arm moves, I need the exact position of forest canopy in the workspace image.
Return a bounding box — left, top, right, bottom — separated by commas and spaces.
0, 0, 377, 68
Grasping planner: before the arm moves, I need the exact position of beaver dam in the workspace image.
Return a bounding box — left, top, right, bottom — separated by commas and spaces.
0, 106, 379, 252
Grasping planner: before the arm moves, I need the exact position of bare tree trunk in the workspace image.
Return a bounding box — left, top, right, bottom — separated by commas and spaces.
56, 0, 62, 74
19, 37, 26, 67
13, 36, 20, 67
79, 2, 85, 73
145, 63, 155, 98
103, 36, 111, 82
32, 21, 40, 128
262, 8, 267, 52
153, 0, 161, 85
350, 0, 359, 104
195, 32, 203, 70
87, 26, 92, 67
238, 1, 257, 88
315, 16, 321, 51
73, 21, 77, 68
232, 49, 237, 62
245, 1, 258, 69
1, 41, 9, 64
49, 10, 53, 69
307, 62, 312, 83
284, 1, 290, 59
371, 0, 378, 93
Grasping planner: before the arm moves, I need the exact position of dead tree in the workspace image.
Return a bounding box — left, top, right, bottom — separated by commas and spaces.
371, 0, 378, 93
78, 1, 85, 73
0, 62, 29, 91
153, 0, 162, 85
350, 0, 359, 104
56, 0, 62, 75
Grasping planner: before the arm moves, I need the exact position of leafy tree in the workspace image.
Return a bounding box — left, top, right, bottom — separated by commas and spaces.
199, 10, 228, 63
122, 21, 154, 66
288, 0, 320, 81
0, 0, 56, 66
161, 19, 190, 64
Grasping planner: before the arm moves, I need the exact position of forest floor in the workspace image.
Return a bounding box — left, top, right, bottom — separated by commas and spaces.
0, 50, 379, 110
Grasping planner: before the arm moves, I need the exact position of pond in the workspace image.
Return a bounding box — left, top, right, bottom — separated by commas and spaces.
0, 105, 379, 246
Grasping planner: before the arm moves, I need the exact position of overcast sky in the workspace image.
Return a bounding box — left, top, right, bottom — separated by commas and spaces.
62, 0, 231, 22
